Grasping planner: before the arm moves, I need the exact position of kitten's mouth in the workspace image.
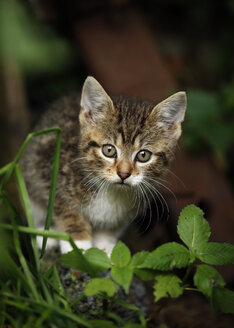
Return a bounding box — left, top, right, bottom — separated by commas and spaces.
116, 181, 130, 187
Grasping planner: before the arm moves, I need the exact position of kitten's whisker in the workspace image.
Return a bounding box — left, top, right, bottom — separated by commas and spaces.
139, 183, 152, 235
144, 181, 162, 221
143, 180, 160, 220
136, 184, 148, 228
128, 187, 142, 225
165, 168, 186, 189
145, 175, 177, 203
155, 180, 177, 203
70, 157, 87, 164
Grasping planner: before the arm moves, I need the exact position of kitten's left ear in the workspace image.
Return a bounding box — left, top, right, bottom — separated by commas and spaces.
80, 76, 113, 124
152, 91, 187, 139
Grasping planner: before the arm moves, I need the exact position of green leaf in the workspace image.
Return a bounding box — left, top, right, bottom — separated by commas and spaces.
84, 248, 111, 272
131, 252, 156, 281
177, 205, 210, 251
130, 251, 150, 267
59, 250, 97, 276
196, 242, 234, 265
84, 278, 117, 297
194, 264, 225, 297
111, 266, 133, 293
213, 287, 234, 314
140, 242, 190, 271
133, 268, 157, 281
111, 241, 131, 267
153, 274, 183, 302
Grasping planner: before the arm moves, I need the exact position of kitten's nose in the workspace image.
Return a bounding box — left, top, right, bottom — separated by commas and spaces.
117, 171, 131, 181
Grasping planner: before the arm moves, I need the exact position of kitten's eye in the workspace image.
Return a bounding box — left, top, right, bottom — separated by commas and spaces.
102, 144, 117, 158
135, 150, 152, 163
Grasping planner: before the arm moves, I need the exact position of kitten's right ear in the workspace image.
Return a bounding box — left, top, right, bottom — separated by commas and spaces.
80, 76, 113, 124
152, 91, 187, 139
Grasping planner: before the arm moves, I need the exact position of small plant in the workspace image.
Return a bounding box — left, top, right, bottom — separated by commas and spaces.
60, 204, 234, 317
0, 129, 234, 327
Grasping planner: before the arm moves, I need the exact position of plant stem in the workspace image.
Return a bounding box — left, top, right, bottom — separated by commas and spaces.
182, 263, 194, 283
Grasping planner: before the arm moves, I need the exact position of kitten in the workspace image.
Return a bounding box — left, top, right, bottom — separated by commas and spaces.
21, 76, 186, 256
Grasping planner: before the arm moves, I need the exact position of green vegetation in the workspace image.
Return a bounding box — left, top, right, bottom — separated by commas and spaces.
0, 129, 234, 327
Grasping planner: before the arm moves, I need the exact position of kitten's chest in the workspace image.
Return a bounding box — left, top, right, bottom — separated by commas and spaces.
82, 188, 137, 229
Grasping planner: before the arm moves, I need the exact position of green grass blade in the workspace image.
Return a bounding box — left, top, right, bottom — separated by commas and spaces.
14, 164, 40, 271
2, 292, 92, 327
0, 224, 97, 276
0, 127, 61, 191
41, 128, 61, 257
0, 223, 70, 240
34, 308, 53, 328
111, 298, 146, 327
0, 163, 12, 176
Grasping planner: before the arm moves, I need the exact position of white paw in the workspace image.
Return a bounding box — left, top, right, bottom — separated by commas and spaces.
59, 239, 92, 254
93, 233, 117, 257
36, 235, 58, 249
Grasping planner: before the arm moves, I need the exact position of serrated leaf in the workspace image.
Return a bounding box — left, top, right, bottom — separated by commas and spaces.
194, 264, 225, 297
84, 277, 117, 297
130, 251, 150, 268
140, 242, 190, 271
59, 249, 97, 275
177, 204, 210, 251
153, 274, 183, 302
213, 287, 234, 314
197, 242, 234, 265
133, 268, 156, 281
84, 248, 111, 272
111, 241, 131, 267
111, 265, 133, 293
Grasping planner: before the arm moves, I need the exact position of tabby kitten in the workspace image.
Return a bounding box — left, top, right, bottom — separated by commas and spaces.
21, 76, 186, 255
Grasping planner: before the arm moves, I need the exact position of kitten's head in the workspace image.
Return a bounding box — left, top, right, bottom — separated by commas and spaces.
78, 76, 186, 191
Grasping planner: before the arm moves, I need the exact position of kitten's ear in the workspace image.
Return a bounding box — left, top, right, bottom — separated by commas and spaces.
152, 91, 187, 139
80, 76, 113, 124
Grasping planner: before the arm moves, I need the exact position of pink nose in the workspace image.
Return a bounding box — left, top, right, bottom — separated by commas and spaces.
117, 171, 131, 181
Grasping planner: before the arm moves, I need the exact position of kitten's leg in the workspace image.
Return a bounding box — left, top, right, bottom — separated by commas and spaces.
55, 209, 93, 254
93, 227, 126, 257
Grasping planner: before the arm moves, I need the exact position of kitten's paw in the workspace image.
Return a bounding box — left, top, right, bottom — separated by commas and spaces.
93, 234, 116, 257
36, 236, 58, 249
59, 239, 92, 254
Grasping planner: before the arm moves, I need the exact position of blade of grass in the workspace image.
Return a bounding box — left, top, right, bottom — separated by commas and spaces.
43, 265, 66, 298
13, 167, 53, 304
34, 308, 53, 328
0, 311, 18, 328
0, 127, 61, 191
111, 297, 146, 327
12, 222, 40, 301
69, 294, 86, 308
0, 223, 97, 276
0, 192, 36, 276
0, 163, 12, 176
105, 311, 125, 325
3, 198, 40, 302
0, 223, 72, 240
14, 164, 40, 271
41, 127, 61, 257
2, 292, 92, 327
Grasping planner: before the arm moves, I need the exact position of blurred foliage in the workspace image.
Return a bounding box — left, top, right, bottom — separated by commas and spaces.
0, 0, 71, 74
184, 87, 234, 160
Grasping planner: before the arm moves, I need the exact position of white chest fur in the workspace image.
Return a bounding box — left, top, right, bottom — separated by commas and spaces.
82, 186, 138, 229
